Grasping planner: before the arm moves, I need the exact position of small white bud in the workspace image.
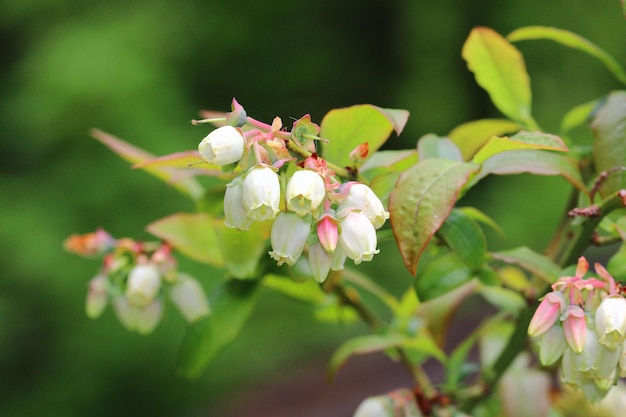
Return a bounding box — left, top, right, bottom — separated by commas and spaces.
198, 126, 245, 165
126, 264, 161, 308
169, 274, 210, 323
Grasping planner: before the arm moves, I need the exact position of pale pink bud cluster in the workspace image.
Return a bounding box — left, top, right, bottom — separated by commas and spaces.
528, 257, 626, 402
69, 231, 211, 335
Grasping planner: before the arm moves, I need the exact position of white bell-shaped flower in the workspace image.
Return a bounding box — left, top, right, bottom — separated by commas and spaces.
338, 210, 380, 264
308, 242, 332, 283
126, 264, 162, 308
198, 125, 245, 165
286, 169, 326, 216
595, 295, 626, 349
268, 211, 311, 266
242, 164, 281, 221
343, 183, 389, 229
169, 274, 210, 323
113, 296, 163, 334
224, 176, 253, 230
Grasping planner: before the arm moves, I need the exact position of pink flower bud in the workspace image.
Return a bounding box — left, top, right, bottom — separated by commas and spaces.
528, 291, 566, 338
198, 125, 245, 165
316, 215, 338, 253
242, 165, 281, 221
286, 170, 326, 216
342, 183, 389, 229
126, 264, 162, 308
595, 295, 626, 349
268, 212, 311, 266
224, 176, 253, 230
338, 210, 380, 264
169, 274, 210, 323
562, 304, 587, 353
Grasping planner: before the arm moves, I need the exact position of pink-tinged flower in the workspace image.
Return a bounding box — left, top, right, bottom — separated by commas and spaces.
595, 295, 626, 349
224, 176, 253, 230
562, 304, 587, 353
338, 210, 380, 264
286, 169, 326, 216
198, 125, 245, 165
242, 164, 281, 221
86, 273, 109, 319
268, 212, 311, 266
528, 291, 566, 338
308, 242, 332, 283
126, 264, 162, 308
316, 214, 339, 253
538, 324, 567, 366
169, 274, 210, 323
342, 183, 389, 229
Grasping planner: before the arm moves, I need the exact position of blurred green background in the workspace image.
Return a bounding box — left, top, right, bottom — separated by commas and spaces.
1, 0, 624, 415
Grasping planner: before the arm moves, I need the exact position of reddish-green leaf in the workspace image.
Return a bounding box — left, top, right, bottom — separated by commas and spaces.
591, 91, 626, 198
146, 213, 224, 267
320, 105, 409, 169
472, 131, 568, 165
491, 246, 561, 284
389, 159, 480, 275
177, 279, 260, 378
507, 26, 626, 85
91, 129, 203, 200
462, 27, 534, 126
448, 119, 522, 160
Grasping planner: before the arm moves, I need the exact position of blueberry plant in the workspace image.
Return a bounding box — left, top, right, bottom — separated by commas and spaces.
66, 19, 626, 417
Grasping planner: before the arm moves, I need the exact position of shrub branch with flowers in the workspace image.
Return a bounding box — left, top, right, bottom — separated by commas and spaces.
66, 13, 626, 417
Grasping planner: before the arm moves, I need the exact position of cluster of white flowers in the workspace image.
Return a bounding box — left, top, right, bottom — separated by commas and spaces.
198, 124, 389, 283
528, 257, 626, 402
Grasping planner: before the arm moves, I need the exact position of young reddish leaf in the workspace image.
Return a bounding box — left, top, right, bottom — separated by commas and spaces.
591, 91, 626, 198
177, 280, 260, 378
91, 129, 203, 200
327, 333, 407, 382
146, 213, 224, 267
507, 26, 626, 85
473, 131, 568, 165
462, 27, 534, 126
478, 149, 586, 192
448, 119, 522, 160
320, 105, 409, 169
491, 246, 561, 284
389, 159, 480, 275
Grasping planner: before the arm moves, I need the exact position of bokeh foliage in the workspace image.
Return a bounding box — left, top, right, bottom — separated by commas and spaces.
1, 0, 625, 415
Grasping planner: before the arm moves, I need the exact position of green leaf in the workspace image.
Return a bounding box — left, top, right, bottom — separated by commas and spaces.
507, 26, 626, 85
477, 149, 586, 192
327, 333, 406, 382
491, 246, 561, 283
437, 209, 487, 270
146, 213, 224, 267
472, 131, 568, 165
360, 149, 418, 174
478, 285, 526, 313
343, 269, 399, 311
262, 273, 326, 303
448, 119, 522, 160
591, 91, 626, 198
457, 207, 505, 238
401, 332, 447, 364
417, 134, 463, 161
445, 332, 480, 390
176, 279, 260, 378
462, 27, 534, 126
213, 220, 269, 279
319, 105, 409, 169
415, 253, 473, 301
389, 159, 480, 275
90, 129, 204, 200
607, 242, 626, 282
561, 98, 601, 133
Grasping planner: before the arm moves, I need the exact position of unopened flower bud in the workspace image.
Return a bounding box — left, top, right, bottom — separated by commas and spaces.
242, 164, 281, 221
224, 176, 253, 230
595, 295, 626, 349
112, 296, 163, 334
169, 274, 210, 323
528, 291, 566, 338
343, 183, 389, 229
316, 214, 339, 253
286, 170, 326, 217
308, 242, 332, 283
330, 245, 347, 271
538, 324, 567, 366
198, 125, 245, 165
126, 264, 162, 308
338, 210, 379, 264
268, 212, 311, 266
86, 273, 109, 319
562, 304, 587, 353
